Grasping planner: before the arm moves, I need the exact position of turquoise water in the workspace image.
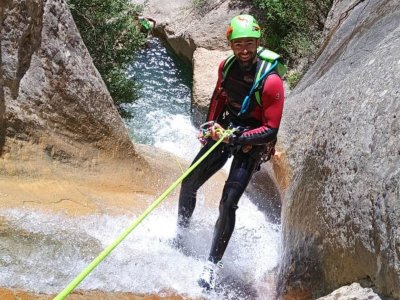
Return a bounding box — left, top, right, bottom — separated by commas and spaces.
124, 38, 200, 158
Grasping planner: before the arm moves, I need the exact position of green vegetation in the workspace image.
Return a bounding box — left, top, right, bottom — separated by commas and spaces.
286, 70, 302, 89
252, 0, 333, 87
68, 0, 146, 117
193, 0, 207, 8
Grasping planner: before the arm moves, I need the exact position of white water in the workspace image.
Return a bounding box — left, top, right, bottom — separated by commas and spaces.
0, 201, 279, 298
0, 38, 280, 299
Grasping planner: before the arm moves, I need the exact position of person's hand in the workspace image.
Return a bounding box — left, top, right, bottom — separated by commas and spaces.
242, 145, 252, 153
198, 130, 208, 145
210, 123, 229, 143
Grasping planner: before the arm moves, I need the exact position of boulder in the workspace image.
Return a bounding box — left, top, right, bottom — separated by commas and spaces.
316, 283, 381, 300
1, 0, 138, 164
277, 0, 400, 298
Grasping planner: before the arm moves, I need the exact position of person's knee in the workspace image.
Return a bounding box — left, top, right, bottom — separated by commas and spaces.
220, 181, 245, 211
180, 175, 198, 193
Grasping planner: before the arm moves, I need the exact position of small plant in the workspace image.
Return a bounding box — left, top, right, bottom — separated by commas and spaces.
193, 0, 206, 7
286, 70, 302, 89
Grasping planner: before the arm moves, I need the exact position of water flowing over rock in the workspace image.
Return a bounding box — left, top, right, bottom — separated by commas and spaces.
277, 0, 400, 298
0, 4, 193, 300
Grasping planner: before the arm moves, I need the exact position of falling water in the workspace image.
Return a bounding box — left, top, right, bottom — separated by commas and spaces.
0, 38, 280, 299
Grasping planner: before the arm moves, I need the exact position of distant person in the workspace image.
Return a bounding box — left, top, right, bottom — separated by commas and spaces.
172, 14, 286, 290
139, 16, 156, 36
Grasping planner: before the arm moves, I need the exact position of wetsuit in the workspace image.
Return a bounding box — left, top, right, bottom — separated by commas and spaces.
178, 57, 284, 263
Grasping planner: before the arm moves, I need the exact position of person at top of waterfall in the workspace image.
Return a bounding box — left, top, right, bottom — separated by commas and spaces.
132, 12, 156, 37
139, 16, 156, 36
173, 14, 285, 290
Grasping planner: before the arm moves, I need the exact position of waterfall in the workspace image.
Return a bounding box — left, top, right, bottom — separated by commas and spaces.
0, 38, 280, 299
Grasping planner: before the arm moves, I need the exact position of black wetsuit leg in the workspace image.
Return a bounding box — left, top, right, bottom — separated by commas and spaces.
208, 145, 264, 263
177, 140, 230, 228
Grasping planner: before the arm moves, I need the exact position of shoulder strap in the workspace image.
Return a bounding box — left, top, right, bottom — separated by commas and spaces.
222, 55, 236, 81
254, 47, 287, 106
254, 59, 273, 106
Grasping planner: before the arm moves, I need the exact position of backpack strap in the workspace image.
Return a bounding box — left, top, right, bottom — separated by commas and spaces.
253, 47, 287, 106
240, 59, 278, 115
257, 47, 287, 78
222, 55, 236, 81
254, 59, 274, 106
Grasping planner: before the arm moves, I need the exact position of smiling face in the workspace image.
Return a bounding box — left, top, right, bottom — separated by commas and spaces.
230, 37, 260, 71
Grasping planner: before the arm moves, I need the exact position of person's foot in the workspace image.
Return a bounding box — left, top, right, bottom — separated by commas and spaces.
197, 260, 223, 291
170, 233, 184, 250
168, 226, 186, 251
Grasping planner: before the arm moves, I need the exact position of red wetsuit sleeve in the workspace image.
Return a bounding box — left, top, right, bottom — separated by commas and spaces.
235, 73, 285, 145
206, 60, 226, 122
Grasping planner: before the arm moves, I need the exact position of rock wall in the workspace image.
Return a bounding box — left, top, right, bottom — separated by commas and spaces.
192, 47, 230, 125
1, 0, 138, 171
0, 0, 166, 218
277, 0, 400, 298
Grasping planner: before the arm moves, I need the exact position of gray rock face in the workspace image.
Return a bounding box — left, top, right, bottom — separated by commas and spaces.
277, 0, 400, 298
1, 0, 136, 164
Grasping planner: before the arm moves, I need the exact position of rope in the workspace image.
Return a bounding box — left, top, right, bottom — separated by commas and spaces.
54, 128, 235, 300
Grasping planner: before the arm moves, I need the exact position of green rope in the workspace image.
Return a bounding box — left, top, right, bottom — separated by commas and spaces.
54, 129, 234, 300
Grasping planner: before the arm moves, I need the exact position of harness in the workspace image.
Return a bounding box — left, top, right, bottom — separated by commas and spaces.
222, 47, 287, 115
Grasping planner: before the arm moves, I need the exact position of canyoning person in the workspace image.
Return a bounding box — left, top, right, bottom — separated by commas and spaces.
173, 14, 286, 290
132, 13, 156, 37
139, 16, 156, 36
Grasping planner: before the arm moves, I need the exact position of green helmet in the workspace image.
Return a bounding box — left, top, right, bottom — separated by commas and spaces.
226, 14, 261, 41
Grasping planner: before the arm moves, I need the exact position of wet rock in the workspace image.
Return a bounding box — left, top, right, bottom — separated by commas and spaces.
0, 288, 184, 300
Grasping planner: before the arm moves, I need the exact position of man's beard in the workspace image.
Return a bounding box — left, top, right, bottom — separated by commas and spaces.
237, 53, 257, 72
